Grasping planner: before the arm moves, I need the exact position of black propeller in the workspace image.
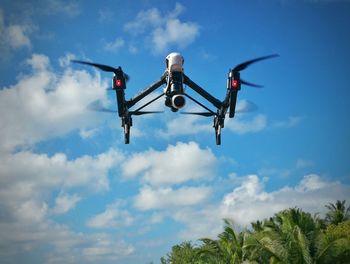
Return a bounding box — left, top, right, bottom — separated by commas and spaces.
181, 112, 215, 117
231, 54, 279, 88
232, 54, 279, 72
241, 79, 264, 88
71, 60, 130, 81
87, 100, 162, 115
129, 111, 164, 116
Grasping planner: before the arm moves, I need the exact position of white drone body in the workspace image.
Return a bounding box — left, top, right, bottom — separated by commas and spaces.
165, 52, 186, 110
165, 52, 184, 72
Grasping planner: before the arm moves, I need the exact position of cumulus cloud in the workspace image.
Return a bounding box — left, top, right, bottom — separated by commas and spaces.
42, 0, 81, 17
296, 158, 314, 169
273, 116, 303, 128
158, 100, 262, 138
87, 202, 134, 229
123, 3, 200, 53
122, 141, 216, 186
82, 234, 134, 262
0, 148, 124, 261
158, 114, 211, 138
103, 37, 125, 53
221, 174, 350, 226
226, 114, 267, 134
52, 192, 81, 215
0, 9, 33, 50
170, 174, 350, 240
134, 185, 211, 210
0, 53, 108, 151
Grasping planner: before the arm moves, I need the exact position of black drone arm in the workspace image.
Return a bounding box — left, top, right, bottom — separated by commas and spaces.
126, 73, 167, 108
183, 74, 222, 109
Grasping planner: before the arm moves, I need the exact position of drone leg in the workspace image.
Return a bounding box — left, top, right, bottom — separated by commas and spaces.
124, 123, 130, 144
213, 117, 222, 145
216, 125, 221, 145
122, 116, 132, 144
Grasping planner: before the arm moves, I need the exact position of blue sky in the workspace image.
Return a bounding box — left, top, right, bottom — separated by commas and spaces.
1, 0, 350, 263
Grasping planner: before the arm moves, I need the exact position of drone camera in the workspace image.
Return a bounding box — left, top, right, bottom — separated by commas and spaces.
172, 94, 186, 109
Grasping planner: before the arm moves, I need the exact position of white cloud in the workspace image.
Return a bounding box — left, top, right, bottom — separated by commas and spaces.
98, 8, 114, 23
0, 9, 33, 50
158, 100, 261, 138
124, 8, 162, 34
273, 116, 303, 128
123, 3, 200, 54
79, 127, 99, 139
87, 202, 134, 229
296, 158, 314, 169
0, 148, 126, 262
44, 0, 81, 17
134, 185, 211, 210
82, 234, 134, 262
226, 114, 267, 134
52, 192, 81, 215
58, 52, 76, 67
151, 18, 199, 53
158, 114, 211, 138
103, 37, 125, 53
168, 174, 350, 241
122, 141, 216, 186
0, 53, 108, 151
221, 174, 350, 227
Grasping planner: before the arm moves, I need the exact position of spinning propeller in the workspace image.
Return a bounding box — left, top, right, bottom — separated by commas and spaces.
87, 100, 163, 116
231, 54, 279, 88
71, 60, 130, 81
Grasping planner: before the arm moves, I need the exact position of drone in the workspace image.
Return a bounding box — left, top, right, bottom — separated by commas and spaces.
72, 52, 278, 145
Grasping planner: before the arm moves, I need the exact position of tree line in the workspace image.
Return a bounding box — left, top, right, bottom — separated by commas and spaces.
160, 200, 350, 264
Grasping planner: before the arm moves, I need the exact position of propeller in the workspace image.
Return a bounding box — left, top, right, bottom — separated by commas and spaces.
130, 111, 164, 116
87, 100, 163, 115
181, 112, 215, 117
71, 60, 130, 81
232, 54, 279, 72
181, 100, 258, 117
232, 54, 279, 88
240, 79, 264, 88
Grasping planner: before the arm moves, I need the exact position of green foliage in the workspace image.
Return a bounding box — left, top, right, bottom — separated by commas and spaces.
161, 241, 201, 264
325, 200, 350, 225
161, 200, 350, 264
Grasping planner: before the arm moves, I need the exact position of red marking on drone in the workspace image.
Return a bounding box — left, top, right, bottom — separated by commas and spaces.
232, 79, 238, 88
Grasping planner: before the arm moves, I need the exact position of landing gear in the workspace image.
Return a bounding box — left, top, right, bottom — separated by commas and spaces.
215, 125, 221, 145
124, 123, 130, 144
122, 116, 132, 144
214, 116, 224, 145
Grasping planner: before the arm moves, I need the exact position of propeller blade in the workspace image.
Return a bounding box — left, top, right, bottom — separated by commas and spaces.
71, 60, 130, 81
233, 54, 279, 72
130, 111, 164, 116
181, 112, 215, 117
87, 100, 116, 113
241, 79, 264, 88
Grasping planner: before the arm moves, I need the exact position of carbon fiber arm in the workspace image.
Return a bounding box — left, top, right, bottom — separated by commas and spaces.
126, 73, 167, 108
183, 74, 222, 109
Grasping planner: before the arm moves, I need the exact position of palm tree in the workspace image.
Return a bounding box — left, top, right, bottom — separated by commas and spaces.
245, 208, 320, 263
160, 241, 200, 264
325, 200, 350, 225
198, 219, 247, 264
